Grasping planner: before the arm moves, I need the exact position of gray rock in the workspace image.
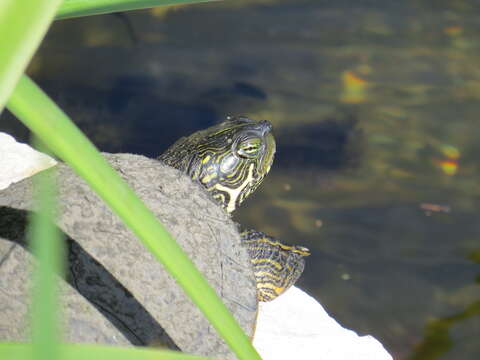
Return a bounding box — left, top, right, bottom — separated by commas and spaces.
0, 153, 257, 358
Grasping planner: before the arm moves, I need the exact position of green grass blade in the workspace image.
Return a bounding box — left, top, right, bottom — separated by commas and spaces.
56, 0, 220, 19
0, 343, 211, 360
0, 0, 61, 113
27, 154, 63, 360
6, 74, 262, 360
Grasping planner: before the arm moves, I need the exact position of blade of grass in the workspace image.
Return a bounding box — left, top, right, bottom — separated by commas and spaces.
0, 0, 61, 113
27, 152, 63, 360
56, 0, 220, 20
0, 343, 211, 360
6, 74, 262, 360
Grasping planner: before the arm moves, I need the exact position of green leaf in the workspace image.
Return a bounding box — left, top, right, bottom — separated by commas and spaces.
56, 0, 220, 19
0, 343, 211, 360
27, 153, 63, 360
6, 74, 262, 360
0, 0, 62, 113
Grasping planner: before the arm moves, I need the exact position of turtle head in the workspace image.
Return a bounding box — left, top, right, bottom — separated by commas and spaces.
190, 116, 276, 212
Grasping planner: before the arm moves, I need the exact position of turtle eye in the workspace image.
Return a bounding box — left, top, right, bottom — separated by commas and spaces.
237, 137, 262, 158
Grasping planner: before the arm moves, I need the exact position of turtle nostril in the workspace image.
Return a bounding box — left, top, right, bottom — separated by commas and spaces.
258, 120, 272, 135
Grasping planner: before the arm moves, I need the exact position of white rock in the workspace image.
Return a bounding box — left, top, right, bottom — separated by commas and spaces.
253, 286, 393, 360
0, 132, 57, 190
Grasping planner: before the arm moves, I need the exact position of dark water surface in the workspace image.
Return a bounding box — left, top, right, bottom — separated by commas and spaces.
2, 1, 480, 359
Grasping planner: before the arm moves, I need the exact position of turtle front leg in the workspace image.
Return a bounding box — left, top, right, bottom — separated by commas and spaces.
240, 229, 310, 302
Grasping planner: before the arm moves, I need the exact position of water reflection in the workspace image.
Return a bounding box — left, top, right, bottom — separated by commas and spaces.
2, 1, 480, 358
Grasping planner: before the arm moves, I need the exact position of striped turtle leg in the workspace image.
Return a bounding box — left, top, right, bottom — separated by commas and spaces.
240, 229, 310, 302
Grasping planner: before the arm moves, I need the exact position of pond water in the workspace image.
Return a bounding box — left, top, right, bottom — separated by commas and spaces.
2, 0, 480, 359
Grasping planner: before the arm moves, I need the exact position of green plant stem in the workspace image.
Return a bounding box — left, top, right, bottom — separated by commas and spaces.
56, 0, 219, 19
6, 74, 262, 360
28, 155, 63, 360
0, 343, 211, 360
0, 0, 62, 113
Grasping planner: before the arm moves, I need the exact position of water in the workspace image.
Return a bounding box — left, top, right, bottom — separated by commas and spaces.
2, 0, 480, 358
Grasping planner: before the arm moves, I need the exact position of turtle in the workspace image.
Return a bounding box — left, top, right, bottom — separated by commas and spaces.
158, 116, 310, 302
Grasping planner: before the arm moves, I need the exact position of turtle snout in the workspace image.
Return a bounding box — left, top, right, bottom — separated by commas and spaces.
258, 120, 273, 135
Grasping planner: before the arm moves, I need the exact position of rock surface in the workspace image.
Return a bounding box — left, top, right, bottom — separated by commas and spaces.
253, 286, 393, 360
0, 132, 57, 190
0, 153, 257, 359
